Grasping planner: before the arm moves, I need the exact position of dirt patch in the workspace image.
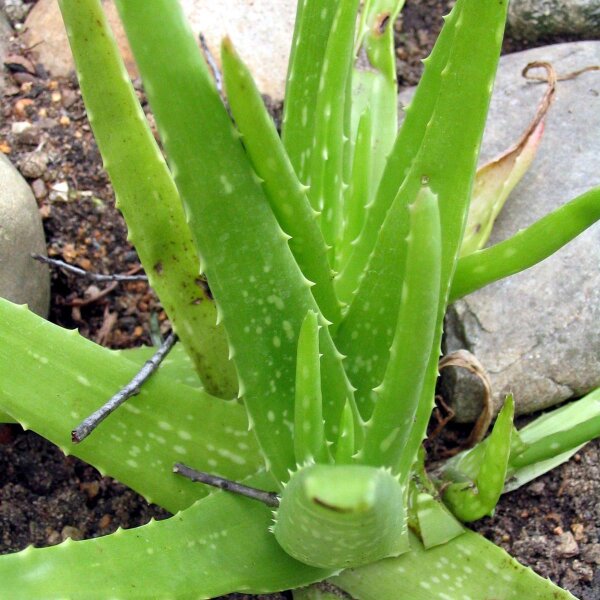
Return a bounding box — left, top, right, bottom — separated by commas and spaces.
0, 2, 598, 599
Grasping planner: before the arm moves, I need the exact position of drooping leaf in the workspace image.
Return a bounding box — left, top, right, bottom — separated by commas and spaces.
58, 0, 237, 399
450, 185, 600, 301
0, 299, 261, 513
0, 473, 331, 599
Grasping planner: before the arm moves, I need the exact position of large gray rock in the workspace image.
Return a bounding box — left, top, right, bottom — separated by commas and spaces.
439, 42, 600, 421
0, 154, 49, 317
508, 0, 600, 41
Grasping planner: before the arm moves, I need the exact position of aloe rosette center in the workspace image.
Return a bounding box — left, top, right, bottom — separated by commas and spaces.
273, 464, 406, 569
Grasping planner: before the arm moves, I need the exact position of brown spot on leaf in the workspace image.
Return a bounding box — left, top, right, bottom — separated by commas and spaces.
374, 12, 391, 36
195, 276, 213, 299
153, 261, 163, 275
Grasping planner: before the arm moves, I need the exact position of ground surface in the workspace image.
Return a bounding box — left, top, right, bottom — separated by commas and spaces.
0, 1, 599, 599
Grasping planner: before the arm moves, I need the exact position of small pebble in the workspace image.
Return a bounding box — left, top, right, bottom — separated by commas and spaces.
556, 532, 579, 558
61, 89, 78, 108
31, 178, 47, 199
49, 181, 69, 202
571, 523, 585, 541
46, 530, 61, 546
13, 98, 34, 118
80, 480, 100, 499
17, 150, 48, 179
99, 514, 112, 529
61, 526, 83, 542
528, 480, 545, 495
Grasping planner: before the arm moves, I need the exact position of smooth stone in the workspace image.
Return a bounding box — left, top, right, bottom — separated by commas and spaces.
508, 0, 600, 42
180, 0, 296, 101
439, 42, 600, 421
0, 154, 50, 317
23, 0, 295, 101
23, 0, 137, 80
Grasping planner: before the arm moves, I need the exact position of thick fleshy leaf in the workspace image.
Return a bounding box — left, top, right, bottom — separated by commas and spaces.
359, 187, 441, 475
442, 396, 514, 522
331, 529, 576, 599
309, 0, 360, 250
0, 474, 331, 599
282, 0, 341, 184
450, 185, 600, 301
294, 311, 329, 464
115, 344, 202, 389
0, 299, 262, 513
115, 0, 355, 483
437, 388, 600, 494
336, 0, 509, 430
221, 38, 341, 326
349, 0, 405, 203
415, 492, 465, 549
58, 0, 237, 398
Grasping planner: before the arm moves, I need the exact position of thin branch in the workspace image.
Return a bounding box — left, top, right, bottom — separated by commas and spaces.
199, 32, 223, 95
173, 463, 280, 507
32, 253, 148, 282
72, 332, 178, 443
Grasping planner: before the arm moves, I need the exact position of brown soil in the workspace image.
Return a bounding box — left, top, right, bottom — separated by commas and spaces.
0, 2, 599, 599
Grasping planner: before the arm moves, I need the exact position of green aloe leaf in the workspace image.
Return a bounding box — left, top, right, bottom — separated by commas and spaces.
308, 0, 360, 251
0, 409, 16, 423
221, 38, 341, 326
442, 396, 514, 522
0, 299, 262, 513
331, 529, 576, 599
337, 0, 509, 426
0, 474, 331, 599
450, 185, 600, 301
115, 344, 201, 389
350, 0, 405, 199
510, 388, 600, 469
58, 0, 237, 399
414, 492, 465, 549
437, 388, 600, 494
282, 0, 341, 183
359, 186, 441, 474
115, 0, 355, 483
294, 311, 330, 465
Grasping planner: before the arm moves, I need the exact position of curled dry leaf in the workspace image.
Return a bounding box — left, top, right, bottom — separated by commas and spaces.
461, 61, 557, 257
438, 349, 493, 450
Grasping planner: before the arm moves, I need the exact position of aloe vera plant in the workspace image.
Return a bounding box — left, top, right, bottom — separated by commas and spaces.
1, 0, 600, 598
